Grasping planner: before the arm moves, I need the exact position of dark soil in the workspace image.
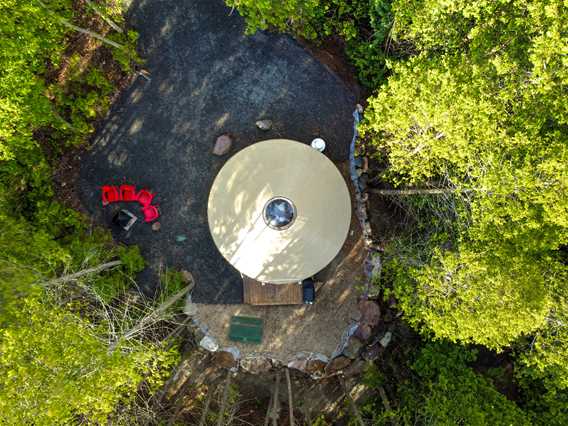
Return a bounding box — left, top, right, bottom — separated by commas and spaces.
298, 35, 368, 103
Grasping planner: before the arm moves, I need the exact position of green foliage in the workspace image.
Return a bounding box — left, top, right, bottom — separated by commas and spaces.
0, 2, 175, 423
87, 244, 146, 303
0, 210, 179, 423
226, 0, 320, 35
405, 343, 530, 425
362, 0, 567, 350
160, 269, 187, 296
392, 247, 553, 349
0, 297, 173, 424
0, 0, 140, 229
361, 343, 530, 425
118, 244, 146, 275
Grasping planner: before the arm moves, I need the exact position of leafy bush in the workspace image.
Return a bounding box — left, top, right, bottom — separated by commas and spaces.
362, 0, 567, 349
0, 297, 177, 424
1, 0, 140, 227
361, 343, 530, 425
0, 207, 181, 423
0, 2, 178, 423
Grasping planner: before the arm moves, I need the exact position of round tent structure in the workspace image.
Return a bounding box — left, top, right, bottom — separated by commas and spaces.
208, 139, 351, 284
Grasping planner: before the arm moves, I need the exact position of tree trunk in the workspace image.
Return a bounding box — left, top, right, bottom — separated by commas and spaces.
285, 368, 295, 426
216, 372, 232, 426
36, 0, 125, 49
369, 188, 456, 195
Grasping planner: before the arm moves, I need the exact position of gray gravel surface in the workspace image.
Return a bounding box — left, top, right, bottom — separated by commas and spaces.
80, 0, 355, 303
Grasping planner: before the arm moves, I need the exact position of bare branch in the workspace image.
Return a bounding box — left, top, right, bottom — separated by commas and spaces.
85, 0, 124, 33
40, 260, 122, 286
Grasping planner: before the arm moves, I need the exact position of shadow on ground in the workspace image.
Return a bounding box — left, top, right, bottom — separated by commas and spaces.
79, 0, 356, 303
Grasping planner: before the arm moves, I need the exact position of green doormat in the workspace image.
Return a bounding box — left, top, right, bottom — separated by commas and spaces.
228, 316, 263, 344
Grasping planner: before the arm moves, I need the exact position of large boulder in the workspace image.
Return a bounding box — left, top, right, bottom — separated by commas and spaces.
358, 300, 381, 327
342, 336, 364, 359
213, 349, 238, 369
326, 356, 351, 374
240, 356, 272, 374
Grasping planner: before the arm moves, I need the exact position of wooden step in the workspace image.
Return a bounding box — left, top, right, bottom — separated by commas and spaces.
242, 276, 303, 305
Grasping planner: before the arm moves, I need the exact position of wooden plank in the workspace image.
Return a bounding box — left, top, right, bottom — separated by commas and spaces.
243, 276, 303, 305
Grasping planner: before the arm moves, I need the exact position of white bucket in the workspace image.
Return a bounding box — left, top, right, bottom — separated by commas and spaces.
311, 138, 326, 152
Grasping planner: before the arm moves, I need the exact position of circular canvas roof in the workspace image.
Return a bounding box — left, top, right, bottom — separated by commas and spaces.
208, 139, 351, 283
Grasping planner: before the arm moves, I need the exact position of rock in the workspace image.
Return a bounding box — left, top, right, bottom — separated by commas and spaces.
310, 353, 329, 364
332, 323, 359, 358
343, 336, 364, 359
181, 269, 194, 284
213, 133, 233, 155
358, 300, 381, 327
151, 221, 161, 231
362, 343, 382, 361
305, 359, 327, 375
191, 319, 209, 342
287, 358, 308, 372
224, 346, 241, 361
240, 356, 272, 374
183, 300, 198, 316
344, 358, 368, 378
199, 335, 219, 352
354, 323, 372, 341
213, 350, 237, 369
255, 119, 272, 131
326, 356, 351, 374
379, 331, 392, 348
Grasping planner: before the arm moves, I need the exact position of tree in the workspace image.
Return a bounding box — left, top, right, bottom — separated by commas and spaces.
0, 210, 179, 424
0, 298, 171, 424
360, 0, 567, 348
361, 343, 531, 425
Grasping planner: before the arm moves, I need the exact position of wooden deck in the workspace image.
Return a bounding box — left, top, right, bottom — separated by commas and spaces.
242, 276, 303, 305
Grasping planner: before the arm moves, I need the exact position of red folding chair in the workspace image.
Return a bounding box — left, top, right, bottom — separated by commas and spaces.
102, 185, 121, 206
120, 184, 137, 202
136, 189, 155, 207
142, 205, 159, 223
